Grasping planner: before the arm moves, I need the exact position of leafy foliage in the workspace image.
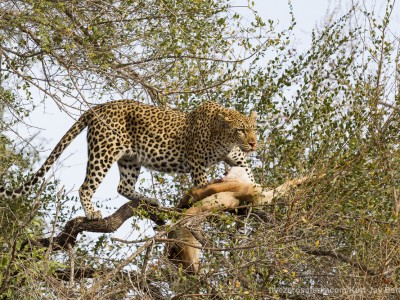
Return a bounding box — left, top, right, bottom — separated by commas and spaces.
1, 0, 400, 299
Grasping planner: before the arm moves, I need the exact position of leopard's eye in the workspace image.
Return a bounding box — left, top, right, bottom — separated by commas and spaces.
247, 125, 256, 131
237, 128, 246, 134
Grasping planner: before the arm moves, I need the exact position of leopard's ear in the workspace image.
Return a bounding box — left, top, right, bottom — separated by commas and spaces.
249, 111, 257, 122
217, 113, 234, 127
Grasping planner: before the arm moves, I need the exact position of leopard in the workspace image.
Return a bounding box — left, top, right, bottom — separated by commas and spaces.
0, 100, 258, 220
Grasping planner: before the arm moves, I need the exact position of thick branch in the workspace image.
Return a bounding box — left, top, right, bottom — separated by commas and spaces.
22, 199, 167, 251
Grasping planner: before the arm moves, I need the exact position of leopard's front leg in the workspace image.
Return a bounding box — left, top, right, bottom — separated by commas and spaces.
224, 147, 255, 183
189, 161, 209, 188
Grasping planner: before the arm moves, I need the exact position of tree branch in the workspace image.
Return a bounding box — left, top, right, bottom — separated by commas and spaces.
22, 199, 167, 252
301, 247, 395, 286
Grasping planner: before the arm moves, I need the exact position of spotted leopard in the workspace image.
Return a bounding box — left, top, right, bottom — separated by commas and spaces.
0, 100, 258, 220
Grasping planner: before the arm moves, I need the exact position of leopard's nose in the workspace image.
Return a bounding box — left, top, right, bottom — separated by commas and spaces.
249, 141, 257, 149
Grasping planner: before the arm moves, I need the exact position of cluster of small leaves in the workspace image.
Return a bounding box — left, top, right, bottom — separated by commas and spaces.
216, 2, 400, 298
1, 1, 400, 299
0, 91, 65, 299
0, 0, 268, 111
137, 2, 400, 299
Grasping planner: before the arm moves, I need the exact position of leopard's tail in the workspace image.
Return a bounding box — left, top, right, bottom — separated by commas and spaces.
0, 111, 90, 198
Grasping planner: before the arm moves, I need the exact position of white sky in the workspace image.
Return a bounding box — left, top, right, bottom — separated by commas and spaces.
12, 0, 399, 239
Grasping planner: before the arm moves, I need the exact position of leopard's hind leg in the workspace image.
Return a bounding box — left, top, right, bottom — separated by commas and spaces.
117, 157, 160, 206
79, 144, 123, 220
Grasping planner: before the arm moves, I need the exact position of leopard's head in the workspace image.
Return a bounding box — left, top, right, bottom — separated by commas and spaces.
216, 109, 257, 153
